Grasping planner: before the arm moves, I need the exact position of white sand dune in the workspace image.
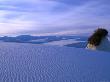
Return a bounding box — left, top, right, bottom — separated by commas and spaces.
0, 42, 110, 82
43, 39, 85, 46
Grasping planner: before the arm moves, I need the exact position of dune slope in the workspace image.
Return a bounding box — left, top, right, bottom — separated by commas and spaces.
0, 43, 110, 82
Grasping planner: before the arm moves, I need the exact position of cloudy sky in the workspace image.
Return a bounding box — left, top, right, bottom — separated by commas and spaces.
0, 0, 110, 36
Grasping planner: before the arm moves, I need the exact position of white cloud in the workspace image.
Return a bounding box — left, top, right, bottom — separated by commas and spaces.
0, 0, 109, 35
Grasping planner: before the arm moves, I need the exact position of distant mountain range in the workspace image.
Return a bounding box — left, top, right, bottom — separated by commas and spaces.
0, 35, 88, 48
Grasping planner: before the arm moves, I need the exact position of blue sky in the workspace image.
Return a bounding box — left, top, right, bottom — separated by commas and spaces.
0, 0, 110, 36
